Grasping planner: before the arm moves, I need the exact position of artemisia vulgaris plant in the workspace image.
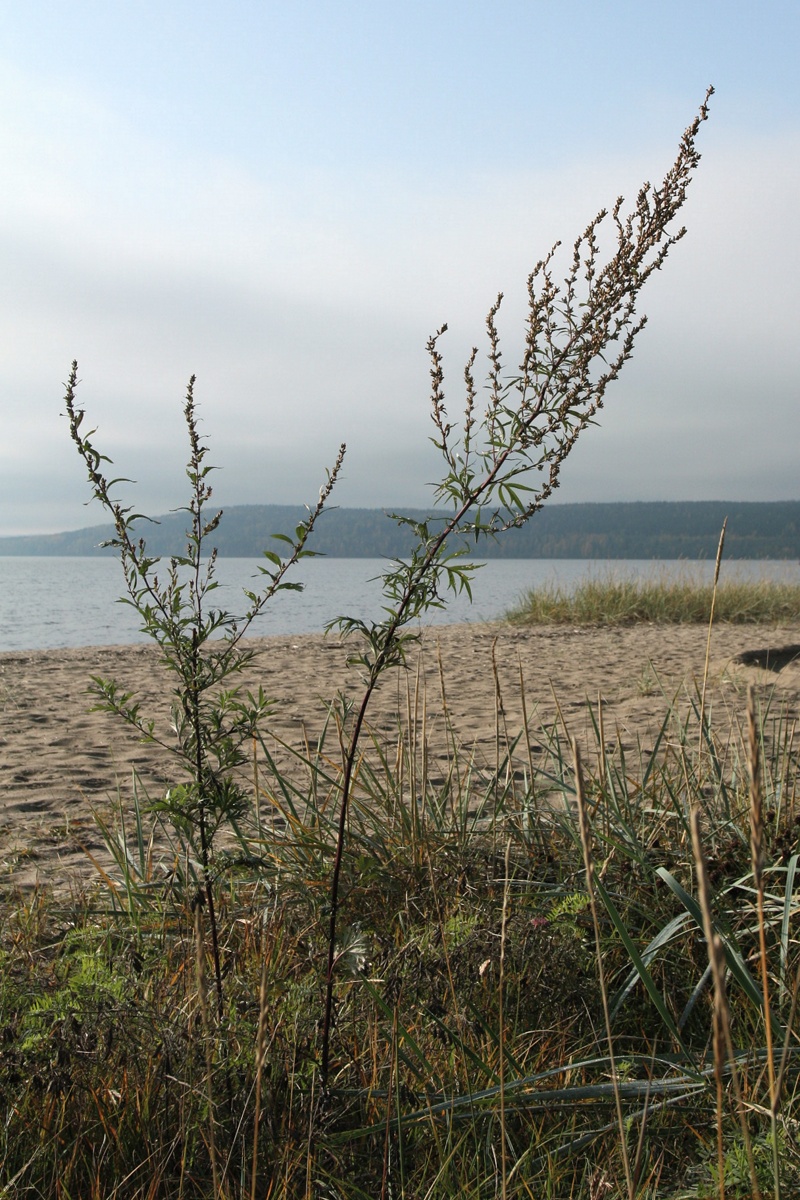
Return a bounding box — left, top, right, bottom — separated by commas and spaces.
65, 369, 345, 1016
320, 88, 714, 1086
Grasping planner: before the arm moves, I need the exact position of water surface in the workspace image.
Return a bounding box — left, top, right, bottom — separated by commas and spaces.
1, 556, 796, 652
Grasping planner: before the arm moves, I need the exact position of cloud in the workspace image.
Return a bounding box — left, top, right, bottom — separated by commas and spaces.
1, 64, 798, 535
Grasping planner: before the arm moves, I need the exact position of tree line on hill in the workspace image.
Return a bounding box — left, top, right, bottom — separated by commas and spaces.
1, 501, 798, 560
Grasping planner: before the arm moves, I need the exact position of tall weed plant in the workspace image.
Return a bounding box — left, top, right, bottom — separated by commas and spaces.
65, 374, 345, 1013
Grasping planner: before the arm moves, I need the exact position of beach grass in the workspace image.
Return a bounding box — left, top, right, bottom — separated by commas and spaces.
507, 571, 800, 626
2, 676, 800, 1198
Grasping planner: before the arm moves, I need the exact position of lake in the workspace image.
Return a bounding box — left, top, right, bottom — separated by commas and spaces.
0, 556, 797, 652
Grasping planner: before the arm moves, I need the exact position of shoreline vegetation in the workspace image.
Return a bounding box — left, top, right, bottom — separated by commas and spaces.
507, 573, 800, 626
2, 498, 800, 559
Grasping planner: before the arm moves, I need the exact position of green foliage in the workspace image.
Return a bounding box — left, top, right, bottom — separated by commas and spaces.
17, 928, 127, 1055
64, 376, 345, 860
691, 1129, 800, 1198
548, 890, 591, 937
65, 367, 345, 1016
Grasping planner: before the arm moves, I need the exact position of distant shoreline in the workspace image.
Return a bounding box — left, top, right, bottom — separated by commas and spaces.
2, 500, 800, 560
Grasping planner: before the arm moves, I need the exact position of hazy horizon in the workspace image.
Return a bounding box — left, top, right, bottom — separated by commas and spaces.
3, 3, 799, 537
3, 497, 799, 546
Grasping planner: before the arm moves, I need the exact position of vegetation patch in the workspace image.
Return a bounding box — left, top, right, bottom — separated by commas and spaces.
507, 573, 800, 626
2, 691, 800, 1197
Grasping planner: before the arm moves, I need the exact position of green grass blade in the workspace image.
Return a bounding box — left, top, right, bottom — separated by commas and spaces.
594, 877, 701, 1072
657, 867, 785, 1041
781, 853, 799, 1002
611, 910, 692, 1017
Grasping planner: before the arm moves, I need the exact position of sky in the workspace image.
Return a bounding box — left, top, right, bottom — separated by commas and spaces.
1, 0, 798, 537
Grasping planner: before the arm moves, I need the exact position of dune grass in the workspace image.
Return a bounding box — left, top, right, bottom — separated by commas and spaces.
2, 673, 800, 1198
507, 571, 800, 626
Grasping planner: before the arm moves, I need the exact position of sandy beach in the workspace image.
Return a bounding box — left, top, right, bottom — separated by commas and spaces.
2, 620, 799, 893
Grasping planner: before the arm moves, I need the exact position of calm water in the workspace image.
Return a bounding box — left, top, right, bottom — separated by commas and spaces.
0, 557, 797, 652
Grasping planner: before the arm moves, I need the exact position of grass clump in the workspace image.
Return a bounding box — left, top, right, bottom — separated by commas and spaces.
507, 572, 800, 626
3, 689, 800, 1197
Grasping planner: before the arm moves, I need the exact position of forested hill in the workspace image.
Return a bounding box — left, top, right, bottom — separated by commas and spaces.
2, 501, 799, 559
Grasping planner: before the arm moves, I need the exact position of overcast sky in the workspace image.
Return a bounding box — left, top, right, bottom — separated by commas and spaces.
2, 1, 798, 536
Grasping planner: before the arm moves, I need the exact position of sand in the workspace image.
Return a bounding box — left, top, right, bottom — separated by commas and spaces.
2, 621, 799, 894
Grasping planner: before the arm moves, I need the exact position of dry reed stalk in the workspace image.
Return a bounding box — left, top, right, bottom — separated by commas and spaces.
550, 682, 572, 750
421, 682, 429, 836
404, 665, 420, 850
629, 1046, 656, 1196
518, 654, 548, 852
434, 636, 453, 761
688, 802, 727, 1200
301, 723, 320, 818
597, 690, 607, 785
436, 636, 467, 825
698, 519, 727, 760
498, 837, 512, 1200
305, 1071, 316, 1200
393, 725, 405, 827
250, 952, 270, 1200
518, 655, 535, 793
380, 1008, 399, 1200
747, 686, 782, 1199
781, 717, 798, 829
252, 734, 262, 845
490, 637, 517, 810
597, 690, 609, 842
572, 738, 634, 1200
789, 723, 799, 828
689, 804, 762, 1200
283, 1022, 300, 1198
492, 636, 503, 797
194, 902, 221, 1199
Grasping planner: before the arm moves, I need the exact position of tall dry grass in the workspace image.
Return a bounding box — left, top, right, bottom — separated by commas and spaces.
2, 648, 799, 1198
507, 572, 800, 626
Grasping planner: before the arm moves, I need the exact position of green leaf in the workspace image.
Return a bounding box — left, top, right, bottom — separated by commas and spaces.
657, 867, 785, 1041
594, 876, 700, 1072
